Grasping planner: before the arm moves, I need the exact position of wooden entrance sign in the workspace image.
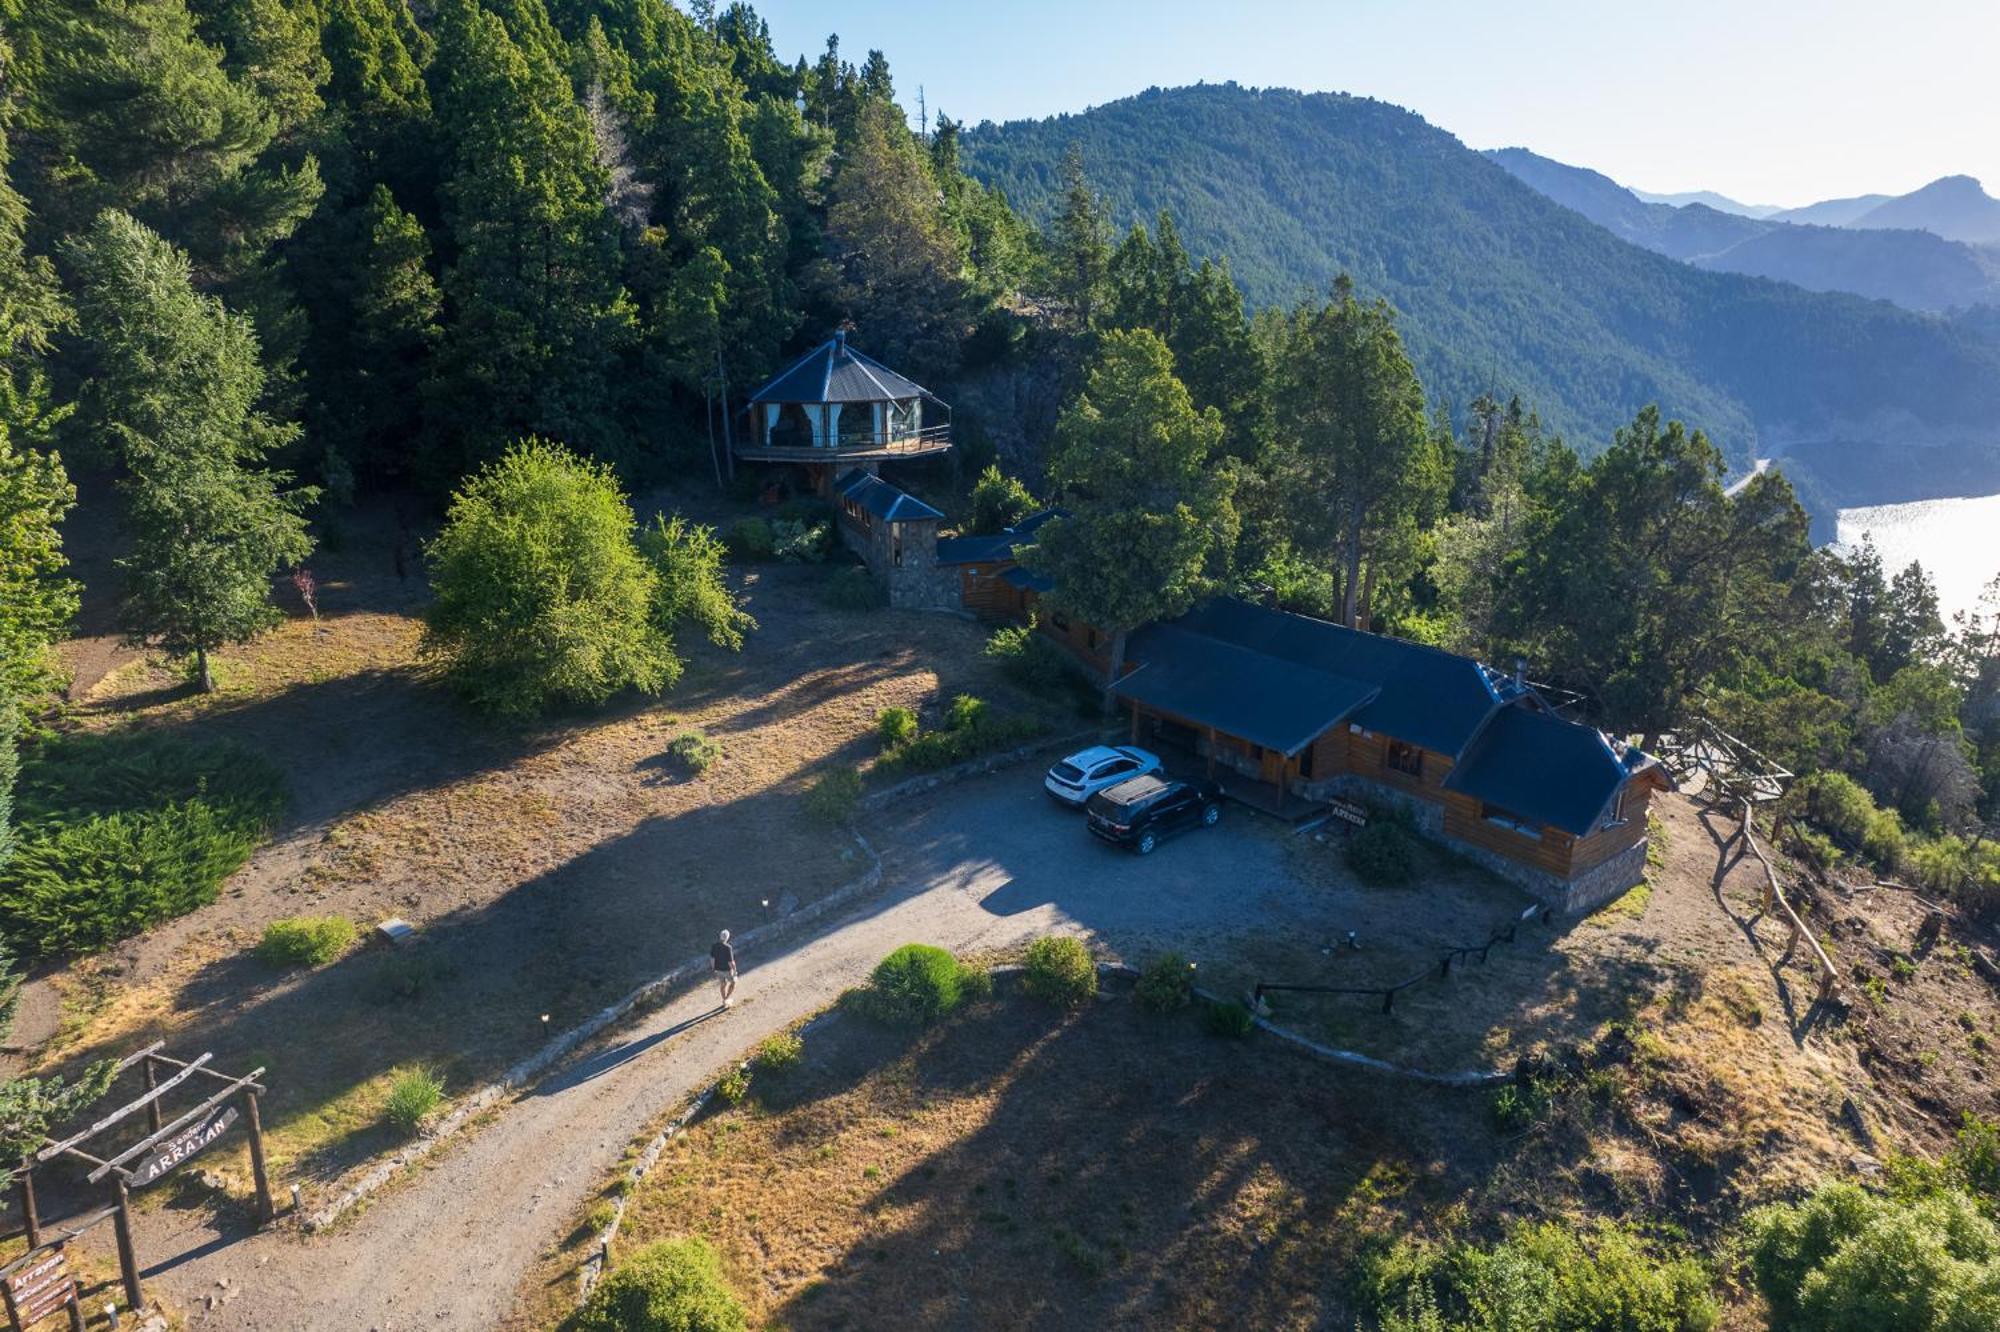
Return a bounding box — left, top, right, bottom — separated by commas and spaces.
22, 1048, 275, 1317
1326, 797, 1369, 828
1, 1245, 82, 1332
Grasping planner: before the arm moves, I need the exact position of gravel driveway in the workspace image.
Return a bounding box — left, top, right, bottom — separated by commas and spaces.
135, 768, 1313, 1330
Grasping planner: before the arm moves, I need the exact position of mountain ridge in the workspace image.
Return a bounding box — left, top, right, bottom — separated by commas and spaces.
958, 84, 2000, 517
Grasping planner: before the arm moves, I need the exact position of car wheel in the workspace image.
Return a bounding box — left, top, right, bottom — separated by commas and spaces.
1136, 831, 1157, 855
1202, 804, 1221, 827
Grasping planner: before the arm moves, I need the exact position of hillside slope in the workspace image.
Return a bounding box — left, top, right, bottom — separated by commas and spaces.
1488, 148, 2000, 312
961, 85, 2000, 506
1850, 174, 2000, 243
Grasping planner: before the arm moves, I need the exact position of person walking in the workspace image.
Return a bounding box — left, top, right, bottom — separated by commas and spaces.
711, 929, 737, 1009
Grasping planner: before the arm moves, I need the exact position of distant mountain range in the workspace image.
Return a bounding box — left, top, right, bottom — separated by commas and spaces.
957, 85, 2000, 524
1486, 148, 2000, 313
1630, 188, 1781, 219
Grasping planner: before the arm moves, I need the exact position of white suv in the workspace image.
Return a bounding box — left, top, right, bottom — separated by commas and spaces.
1044, 745, 1163, 806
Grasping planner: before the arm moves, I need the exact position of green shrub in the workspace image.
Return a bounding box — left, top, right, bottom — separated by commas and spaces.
875, 707, 918, 750
1205, 1000, 1254, 1038
0, 730, 286, 957
1022, 936, 1097, 1008
756, 1032, 803, 1072
822, 566, 883, 611
715, 1066, 751, 1105
423, 440, 677, 719
803, 768, 861, 827
1347, 820, 1418, 885
666, 731, 721, 776
383, 1065, 444, 1135
1491, 1077, 1557, 1132
724, 517, 774, 560
1746, 1180, 2000, 1331
1135, 953, 1194, 1013
368, 949, 454, 1004
858, 944, 970, 1026
883, 695, 1045, 774
257, 915, 357, 968
769, 518, 828, 564
561, 1236, 746, 1332
966, 464, 1035, 535
983, 620, 1080, 698
1369, 1221, 1719, 1332
956, 962, 994, 1002
1793, 771, 1909, 870
1908, 834, 2000, 911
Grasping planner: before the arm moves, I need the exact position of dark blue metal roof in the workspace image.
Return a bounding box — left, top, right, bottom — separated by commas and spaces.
750, 332, 935, 405
1443, 705, 1627, 836
1171, 599, 1501, 758
1000, 566, 1054, 592
832, 469, 943, 522
1114, 622, 1379, 756
934, 510, 1062, 567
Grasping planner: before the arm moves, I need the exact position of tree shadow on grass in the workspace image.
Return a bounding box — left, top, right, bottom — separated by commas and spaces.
739, 994, 1489, 1331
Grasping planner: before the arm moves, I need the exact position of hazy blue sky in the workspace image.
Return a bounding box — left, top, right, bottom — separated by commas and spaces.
746, 0, 1997, 207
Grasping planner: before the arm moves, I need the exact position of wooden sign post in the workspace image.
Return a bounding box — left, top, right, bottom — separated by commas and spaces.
18, 1047, 274, 1319
1, 1244, 83, 1332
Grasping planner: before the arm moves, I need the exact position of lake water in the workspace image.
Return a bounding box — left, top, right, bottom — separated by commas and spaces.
1836, 493, 2000, 625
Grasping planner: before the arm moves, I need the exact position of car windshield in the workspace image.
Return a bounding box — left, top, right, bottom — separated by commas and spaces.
1052, 762, 1086, 782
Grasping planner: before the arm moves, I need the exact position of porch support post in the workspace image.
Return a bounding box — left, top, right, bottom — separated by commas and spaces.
1206, 728, 1217, 778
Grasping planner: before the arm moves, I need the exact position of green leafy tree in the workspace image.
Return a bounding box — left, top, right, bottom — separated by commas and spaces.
423, 439, 676, 719
427, 0, 636, 480
0, 424, 77, 701
0, 1062, 118, 1179
1025, 329, 1237, 698
639, 514, 756, 651
1500, 406, 1811, 744
65, 211, 313, 692
966, 465, 1036, 535
1268, 276, 1446, 628
823, 99, 969, 377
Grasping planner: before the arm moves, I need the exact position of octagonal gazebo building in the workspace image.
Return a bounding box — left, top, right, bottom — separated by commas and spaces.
740, 330, 951, 492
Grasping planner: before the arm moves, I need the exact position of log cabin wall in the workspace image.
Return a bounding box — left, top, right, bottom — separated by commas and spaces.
956, 563, 1017, 618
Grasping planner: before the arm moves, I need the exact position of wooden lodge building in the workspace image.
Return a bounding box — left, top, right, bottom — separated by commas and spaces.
735, 333, 1665, 911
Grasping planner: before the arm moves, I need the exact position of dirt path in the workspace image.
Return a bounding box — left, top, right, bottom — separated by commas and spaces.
125, 778, 1078, 1330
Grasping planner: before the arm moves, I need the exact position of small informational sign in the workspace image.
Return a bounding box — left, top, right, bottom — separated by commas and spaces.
131, 1104, 239, 1188
1326, 797, 1369, 828
4, 1246, 76, 1329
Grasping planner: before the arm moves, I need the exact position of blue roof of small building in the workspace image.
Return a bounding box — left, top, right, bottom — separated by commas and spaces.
1114, 622, 1380, 756
999, 565, 1054, 592
833, 469, 943, 522
750, 332, 936, 405
1170, 599, 1501, 758
934, 510, 1062, 567
1443, 705, 1630, 836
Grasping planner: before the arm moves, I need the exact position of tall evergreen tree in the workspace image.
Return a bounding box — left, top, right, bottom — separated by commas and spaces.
64, 212, 313, 692
823, 99, 968, 377
1049, 146, 1110, 329
1025, 329, 1237, 699
1268, 277, 1446, 628
426, 0, 636, 481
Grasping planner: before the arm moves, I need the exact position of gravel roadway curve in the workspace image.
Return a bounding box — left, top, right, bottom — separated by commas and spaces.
125, 771, 1310, 1330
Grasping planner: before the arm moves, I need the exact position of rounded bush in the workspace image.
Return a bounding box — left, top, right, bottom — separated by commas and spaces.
257, 915, 357, 968
1205, 1000, 1255, 1039
725, 517, 774, 560
716, 1066, 751, 1105
1022, 936, 1097, 1008
822, 566, 883, 611
803, 768, 861, 827
562, 1237, 746, 1332
383, 1065, 444, 1135
756, 1032, 803, 1072
1347, 821, 1417, 885
666, 732, 721, 776
875, 707, 918, 750
863, 944, 967, 1026
1135, 953, 1194, 1013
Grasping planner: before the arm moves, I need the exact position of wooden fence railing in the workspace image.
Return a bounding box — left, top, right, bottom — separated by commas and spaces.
1741, 799, 1841, 1003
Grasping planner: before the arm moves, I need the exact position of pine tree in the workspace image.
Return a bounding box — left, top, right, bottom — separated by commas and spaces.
1268, 277, 1445, 628
427, 0, 636, 481
1025, 330, 1237, 699
64, 212, 313, 692
823, 100, 968, 377
1049, 146, 1110, 329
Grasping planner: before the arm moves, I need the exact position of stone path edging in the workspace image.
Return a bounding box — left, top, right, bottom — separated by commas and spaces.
862, 728, 1100, 809
302, 834, 884, 1232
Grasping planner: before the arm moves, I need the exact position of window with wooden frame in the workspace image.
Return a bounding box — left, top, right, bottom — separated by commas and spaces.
1384, 739, 1424, 778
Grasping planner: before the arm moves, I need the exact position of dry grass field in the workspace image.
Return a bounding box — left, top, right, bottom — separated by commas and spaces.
22, 494, 1073, 1211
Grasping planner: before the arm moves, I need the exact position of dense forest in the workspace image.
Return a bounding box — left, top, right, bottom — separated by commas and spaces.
960, 84, 2000, 516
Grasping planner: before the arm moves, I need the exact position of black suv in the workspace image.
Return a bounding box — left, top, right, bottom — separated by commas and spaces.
1085, 775, 1224, 854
